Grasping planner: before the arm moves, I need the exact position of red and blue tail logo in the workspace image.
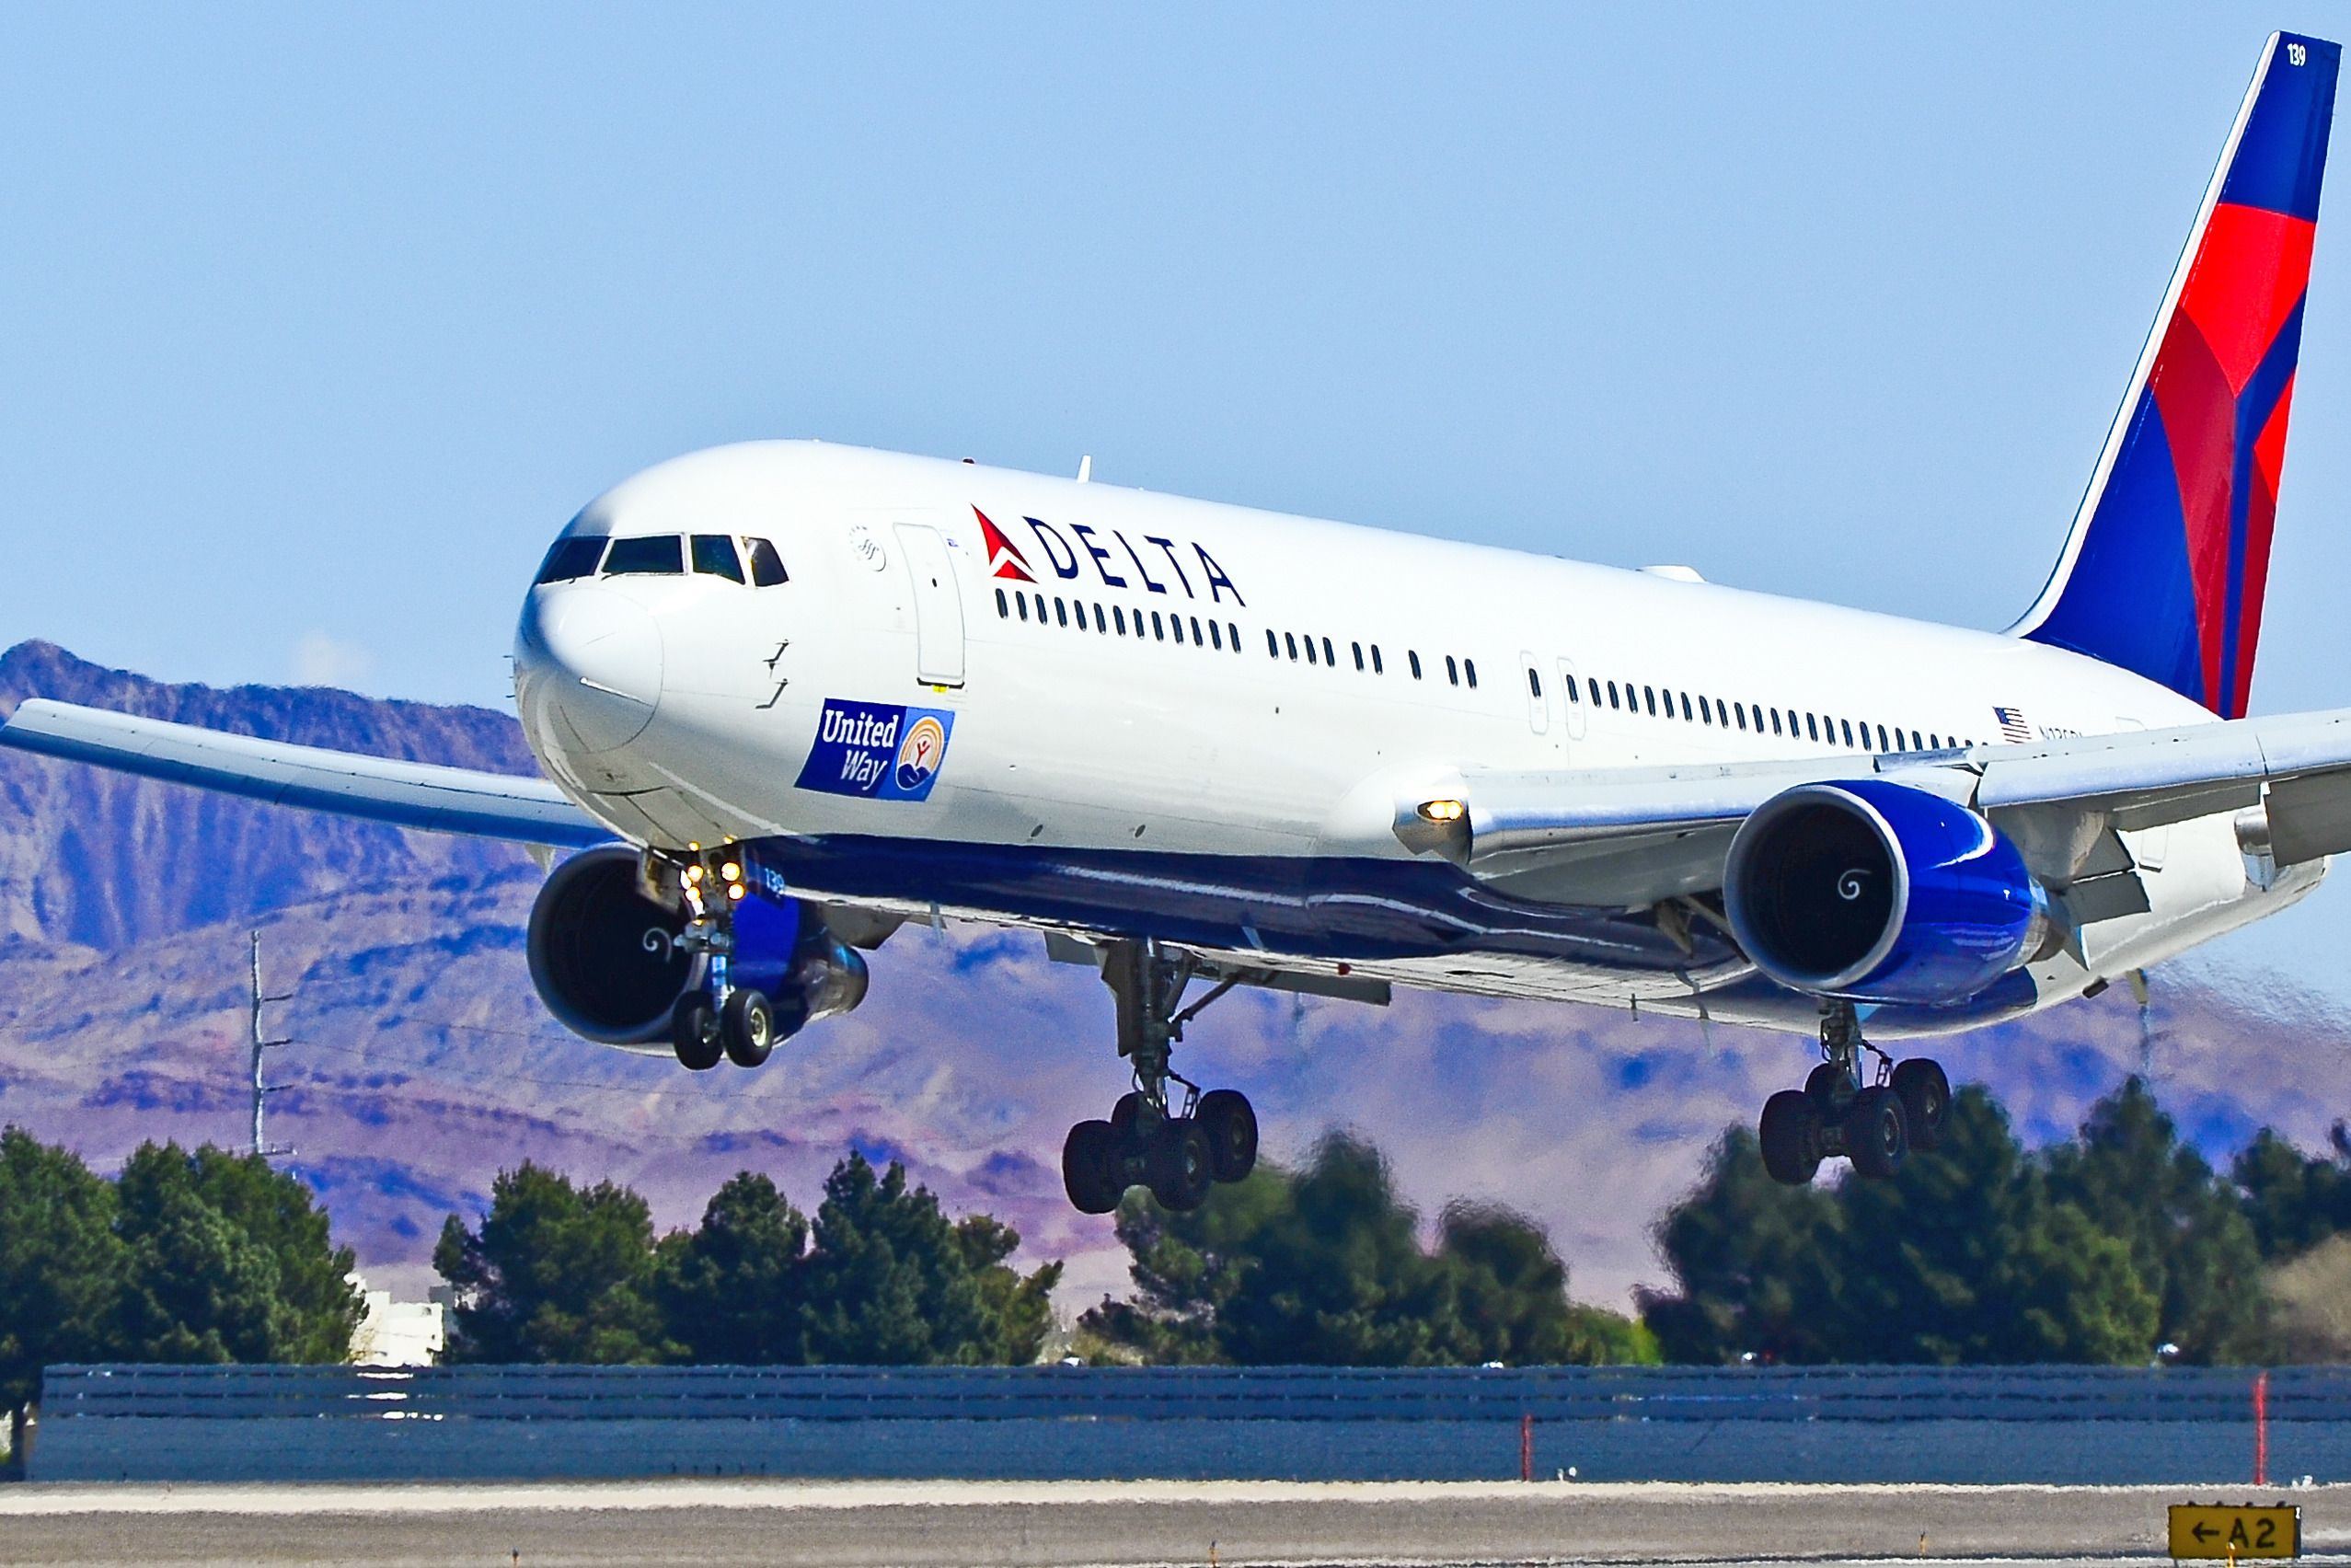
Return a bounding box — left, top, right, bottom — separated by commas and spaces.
2016, 33, 2336, 719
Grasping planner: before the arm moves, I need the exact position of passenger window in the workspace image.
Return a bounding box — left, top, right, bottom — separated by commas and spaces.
1191, 616, 1204, 644
603, 535, 684, 575
1267, 629, 1279, 656
1116, 605, 1127, 634
1840, 720, 1855, 747
1228, 623, 1240, 653
1606, 680, 1619, 709
1806, 714, 1819, 742
1770, 709, 1783, 736
1095, 604, 1108, 633
1679, 692, 1692, 721
1735, 704, 1747, 732
1211, 620, 1223, 651
1876, 724, 1890, 751
1018, 594, 1030, 622
996, 588, 1008, 618
1446, 655, 1459, 686
1354, 641, 1366, 672
1055, 598, 1069, 628
1154, 611, 1167, 640
1372, 645, 1384, 674
536, 536, 608, 584
1324, 637, 1337, 667
1412, 651, 1424, 680
1699, 696, 1711, 725
1304, 634, 1318, 665
1527, 667, 1541, 698
743, 537, 789, 586
1286, 632, 1300, 661
1465, 658, 1477, 688
1644, 686, 1657, 716
691, 535, 745, 582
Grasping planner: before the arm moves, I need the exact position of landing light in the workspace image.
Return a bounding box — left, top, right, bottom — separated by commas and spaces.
727, 883, 746, 902
720, 860, 741, 882
1417, 799, 1467, 824
686, 865, 704, 883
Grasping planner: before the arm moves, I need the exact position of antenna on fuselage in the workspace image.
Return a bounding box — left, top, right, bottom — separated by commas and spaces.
1076, 455, 1092, 483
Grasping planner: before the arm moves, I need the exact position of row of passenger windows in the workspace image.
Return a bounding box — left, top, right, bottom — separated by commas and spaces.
1263, 629, 1477, 688
1550, 670, 1978, 753
995, 586, 1244, 652
536, 533, 789, 587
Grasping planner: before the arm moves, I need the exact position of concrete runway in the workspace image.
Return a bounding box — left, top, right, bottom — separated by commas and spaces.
0, 1478, 2345, 1566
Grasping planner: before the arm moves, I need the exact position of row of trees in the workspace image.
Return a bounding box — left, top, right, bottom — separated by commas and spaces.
434, 1152, 1061, 1366
1639, 1078, 2351, 1366
0, 1131, 363, 1464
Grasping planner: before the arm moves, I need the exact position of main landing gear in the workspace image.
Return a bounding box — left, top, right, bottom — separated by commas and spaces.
1062, 940, 1261, 1216
664, 852, 778, 1072
1757, 1000, 1951, 1184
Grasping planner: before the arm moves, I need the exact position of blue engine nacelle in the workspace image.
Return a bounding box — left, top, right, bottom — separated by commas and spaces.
525, 846, 869, 1049
1723, 779, 2057, 1007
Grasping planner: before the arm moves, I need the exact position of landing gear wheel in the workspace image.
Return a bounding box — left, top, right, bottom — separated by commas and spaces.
1110, 1091, 1145, 1137
672, 994, 723, 1071
1196, 1090, 1258, 1182
1845, 1085, 1909, 1180
1889, 1058, 1950, 1153
1804, 1062, 1850, 1115
1758, 1090, 1826, 1185
721, 987, 776, 1068
1062, 1120, 1122, 1215
1148, 1119, 1215, 1211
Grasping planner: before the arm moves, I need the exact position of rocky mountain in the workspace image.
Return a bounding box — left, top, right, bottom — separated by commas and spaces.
1, 640, 2346, 1312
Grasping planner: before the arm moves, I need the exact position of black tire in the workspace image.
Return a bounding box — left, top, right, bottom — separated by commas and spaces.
1110, 1090, 1146, 1137
1196, 1089, 1259, 1182
1758, 1090, 1825, 1185
721, 988, 776, 1068
1148, 1119, 1215, 1211
1062, 1120, 1123, 1215
1845, 1085, 1909, 1180
672, 993, 723, 1071
1890, 1058, 1951, 1153
1804, 1061, 1851, 1114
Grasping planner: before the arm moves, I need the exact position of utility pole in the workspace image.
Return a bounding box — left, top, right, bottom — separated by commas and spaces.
249, 929, 294, 1160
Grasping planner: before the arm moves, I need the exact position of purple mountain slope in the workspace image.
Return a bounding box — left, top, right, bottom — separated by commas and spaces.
1, 641, 2346, 1311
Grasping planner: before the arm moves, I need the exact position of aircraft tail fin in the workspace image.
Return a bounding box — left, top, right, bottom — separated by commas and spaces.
2012, 32, 2337, 719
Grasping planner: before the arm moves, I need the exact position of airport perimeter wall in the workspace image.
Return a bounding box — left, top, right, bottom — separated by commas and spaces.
28, 1363, 2351, 1484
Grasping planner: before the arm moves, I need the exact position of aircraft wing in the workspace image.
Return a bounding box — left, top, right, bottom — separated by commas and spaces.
1452, 708, 2351, 908
0, 698, 608, 849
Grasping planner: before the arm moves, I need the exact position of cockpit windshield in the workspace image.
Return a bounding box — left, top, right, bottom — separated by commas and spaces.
602, 536, 685, 575
536, 532, 789, 587
744, 537, 788, 586
691, 535, 744, 582
534, 536, 608, 584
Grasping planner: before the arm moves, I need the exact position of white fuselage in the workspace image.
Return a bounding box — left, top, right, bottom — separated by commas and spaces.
511, 441, 2321, 1039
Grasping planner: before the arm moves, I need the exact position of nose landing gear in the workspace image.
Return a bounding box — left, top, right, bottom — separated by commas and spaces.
1757, 999, 1951, 1184
661, 850, 778, 1072
1062, 940, 1261, 1216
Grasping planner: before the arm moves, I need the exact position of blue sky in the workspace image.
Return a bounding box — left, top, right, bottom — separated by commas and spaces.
6, 3, 2350, 994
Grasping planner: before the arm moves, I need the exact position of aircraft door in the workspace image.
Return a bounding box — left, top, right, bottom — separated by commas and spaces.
1519, 651, 1550, 735
1558, 658, 1587, 741
894, 523, 966, 687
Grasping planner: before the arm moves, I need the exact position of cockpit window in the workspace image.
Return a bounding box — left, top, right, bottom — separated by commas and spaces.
602, 536, 684, 575
691, 534, 745, 582
535, 536, 607, 584
743, 536, 789, 586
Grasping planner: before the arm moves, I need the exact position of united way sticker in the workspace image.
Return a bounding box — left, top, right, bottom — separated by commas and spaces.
796, 698, 956, 802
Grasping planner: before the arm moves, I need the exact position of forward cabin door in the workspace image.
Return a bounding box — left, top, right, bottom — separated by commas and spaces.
895, 523, 966, 687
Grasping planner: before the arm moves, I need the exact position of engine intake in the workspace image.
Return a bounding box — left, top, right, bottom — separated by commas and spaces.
526, 846, 870, 1049
1723, 779, 2055, 1006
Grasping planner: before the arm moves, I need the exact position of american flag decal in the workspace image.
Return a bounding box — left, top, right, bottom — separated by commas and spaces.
1992, 706, 2034, 744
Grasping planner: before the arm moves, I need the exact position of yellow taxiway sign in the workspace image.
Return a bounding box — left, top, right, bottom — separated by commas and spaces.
2169, 1503, 2299, 1560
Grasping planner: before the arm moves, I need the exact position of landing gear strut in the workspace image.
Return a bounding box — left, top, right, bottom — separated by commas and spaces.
659, 849, 777, 1072
1062, 939, 1260, 1215
1757, 1000, 1950, 1184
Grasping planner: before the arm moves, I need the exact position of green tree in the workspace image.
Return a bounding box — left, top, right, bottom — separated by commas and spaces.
1085, 1133, 1648, 1366
2233, 1124, 2351, 1261
112, 1142, 363, 1366
798, 1152, 1053, 1365
0, 1129, 127, 1470
2045, 1078, 2265, 1363
434, 1163, 670, 1364
654, 1172, 810, 1365
1640, 1127, 1841, 1364
955, 1213, 1064, 1366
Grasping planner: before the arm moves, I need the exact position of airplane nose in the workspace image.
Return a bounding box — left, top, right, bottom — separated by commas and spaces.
516, 585, 663, 752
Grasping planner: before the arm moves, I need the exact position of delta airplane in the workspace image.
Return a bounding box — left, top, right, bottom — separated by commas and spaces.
6, 34, 2346, 1213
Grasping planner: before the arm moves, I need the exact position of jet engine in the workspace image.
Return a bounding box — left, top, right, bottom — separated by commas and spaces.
1723, 779, 2057, 1007
524, 845, 869, 1048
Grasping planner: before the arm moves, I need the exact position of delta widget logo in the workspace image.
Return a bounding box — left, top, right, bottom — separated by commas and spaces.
795, 698, 956, 802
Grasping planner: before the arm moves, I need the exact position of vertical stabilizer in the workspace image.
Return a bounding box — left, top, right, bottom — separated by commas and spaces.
2013, 33, 2337, 718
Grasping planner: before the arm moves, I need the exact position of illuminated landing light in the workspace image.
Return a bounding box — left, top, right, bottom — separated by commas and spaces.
727, 883, 746, 902
1417, 799, 1467, 824
686, 865, 705, 883
720, 860, 742, 882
